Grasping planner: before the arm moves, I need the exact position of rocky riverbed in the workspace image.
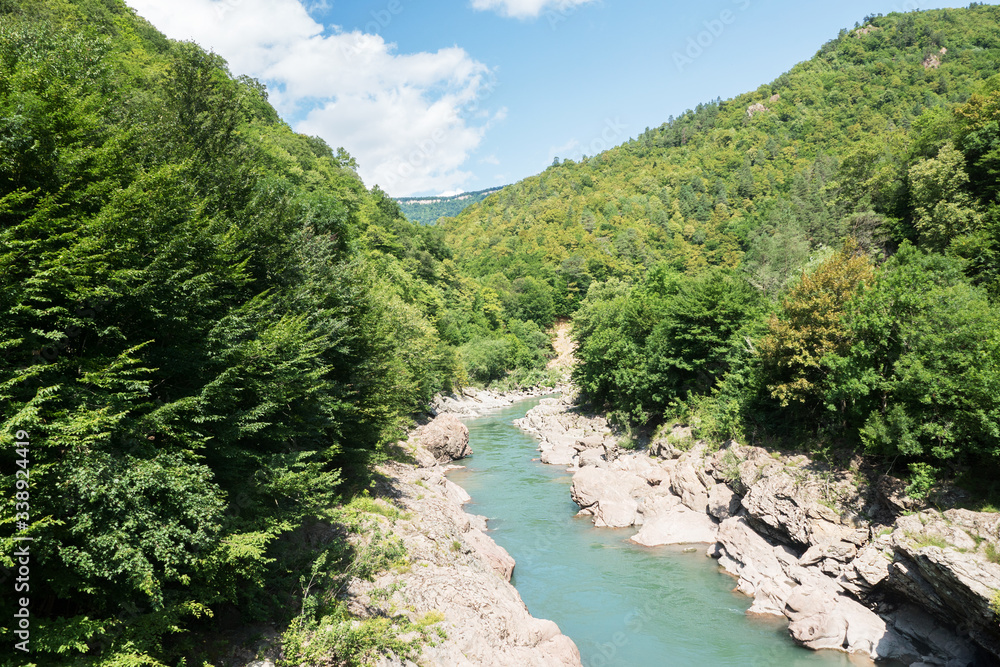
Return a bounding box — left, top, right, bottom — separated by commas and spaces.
429, 385, 564, 419
352, 412, 582, 667
516, 393, 1000, 667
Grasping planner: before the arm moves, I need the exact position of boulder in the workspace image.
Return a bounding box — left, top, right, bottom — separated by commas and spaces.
741, 472, 857, 547
630, 495, 718, 546
540, 442, 577, 466
785, 588, 916, 661
710, 517, 797, 616
888, 540, 1000, 659
417, 414, 471, 463
839, 544, 891, 595
576, 448, 604, 468
570, 467, 647, 528
439, 477, 472, 505
573, 434, 605, 451
799, 541, 857, 567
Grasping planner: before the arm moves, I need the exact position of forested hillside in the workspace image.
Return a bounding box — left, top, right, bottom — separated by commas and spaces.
396, 187, 503, 225
5, 1, 1000, 664
0, 1, 553, 664
444, 5, 1000, 312
445, 6, 1000, 498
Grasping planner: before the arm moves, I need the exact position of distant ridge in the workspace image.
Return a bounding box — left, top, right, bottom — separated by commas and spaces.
396, 186, 505, 225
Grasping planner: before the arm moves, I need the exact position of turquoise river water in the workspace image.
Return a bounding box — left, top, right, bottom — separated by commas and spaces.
446, 398, 864, 667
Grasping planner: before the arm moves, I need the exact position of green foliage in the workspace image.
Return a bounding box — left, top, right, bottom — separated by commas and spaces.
909, 142, 983, 250
0, 1, 541, 664
572, 267, 761, 427
458, 324, 550, 387
280, 606, 426, 667
906, 462, 938, 500
845, 244, 1000, 464
509, 6, 1000, 489
759, 241, 875, 411
445, 5, 1000, 323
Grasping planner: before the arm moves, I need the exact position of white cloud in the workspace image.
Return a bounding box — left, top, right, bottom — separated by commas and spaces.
470, 0, 597, 19
479, 154, 500, 165
125, 0, 496, 196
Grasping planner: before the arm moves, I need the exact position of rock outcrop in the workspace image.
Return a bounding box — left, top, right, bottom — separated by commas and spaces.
346, 417, 581, 667
410, 413, 471, 464
516, 395, 998, 666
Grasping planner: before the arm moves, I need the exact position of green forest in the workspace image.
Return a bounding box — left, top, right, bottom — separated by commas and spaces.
0, 1, 554, 664
396, 187, 503, 226
444, 5, 1000, 497
3, 0, 1000, 665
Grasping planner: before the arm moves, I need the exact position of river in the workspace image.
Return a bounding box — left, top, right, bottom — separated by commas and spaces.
446, 398, 863, 667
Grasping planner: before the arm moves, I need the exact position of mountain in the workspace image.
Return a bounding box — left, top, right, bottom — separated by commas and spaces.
396, 187, 505, 225
442, 6, 1000, 499
442, 5, 1000, 315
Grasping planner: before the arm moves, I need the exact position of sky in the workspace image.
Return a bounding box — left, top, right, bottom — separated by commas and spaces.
125, 0, 965, 197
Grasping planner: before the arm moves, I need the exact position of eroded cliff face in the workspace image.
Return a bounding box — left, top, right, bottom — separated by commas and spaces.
352, 413, 582, 667
518, 394, 1000, 666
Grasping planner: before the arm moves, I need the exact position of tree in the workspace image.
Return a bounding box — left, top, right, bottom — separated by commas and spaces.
644, 269, 764, 407
909, 142, 982, 250
835, 244, 1000, 465
759, 241, 874, 413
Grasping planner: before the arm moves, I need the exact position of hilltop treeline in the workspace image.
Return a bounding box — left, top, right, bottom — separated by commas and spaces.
0, 1, 552, 663
445, 6, 1000, 494
397, 187, 503, 225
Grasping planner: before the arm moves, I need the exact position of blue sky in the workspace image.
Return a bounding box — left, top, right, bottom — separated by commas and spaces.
126, 0, 964, 196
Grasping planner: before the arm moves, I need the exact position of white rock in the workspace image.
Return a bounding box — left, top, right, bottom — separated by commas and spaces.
630, 496, 718, 546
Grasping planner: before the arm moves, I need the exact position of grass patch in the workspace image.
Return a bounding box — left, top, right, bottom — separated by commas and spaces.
617, 436, 639, 451
906, 532, 950, 549
985, 542, 1000, 564
345, 493, 405, 522
416, 609, 447, 639
279, 515, 426, 666
719, 449, 743, 485
280, 606, 429, 667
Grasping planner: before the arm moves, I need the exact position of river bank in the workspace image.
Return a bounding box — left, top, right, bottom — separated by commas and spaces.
429, 385, 566, 419
351, 409, 582, 666
516, 391, 1000, 666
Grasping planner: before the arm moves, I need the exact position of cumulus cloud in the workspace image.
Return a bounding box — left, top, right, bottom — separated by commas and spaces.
125, 0, 496, 196
470, 0, 597, 19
